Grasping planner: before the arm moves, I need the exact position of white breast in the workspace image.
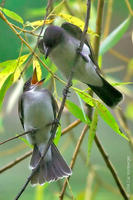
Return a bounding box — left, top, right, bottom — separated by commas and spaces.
23, 89, 54, 144
50, 34, 102, 87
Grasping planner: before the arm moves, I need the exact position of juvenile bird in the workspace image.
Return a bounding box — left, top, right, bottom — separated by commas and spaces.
18, 68, 72, 185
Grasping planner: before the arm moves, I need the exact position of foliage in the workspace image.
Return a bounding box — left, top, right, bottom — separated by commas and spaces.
0, 0, 133, 200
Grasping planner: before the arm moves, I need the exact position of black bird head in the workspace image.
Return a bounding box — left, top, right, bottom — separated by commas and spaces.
39, 25, 64, 59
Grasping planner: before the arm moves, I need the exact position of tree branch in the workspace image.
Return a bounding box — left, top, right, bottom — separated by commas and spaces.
0, 130, 37, 146
14, 0, 91, 197
59, 125, 89, 200
0, 119, 81, 174
92, 1, 129, 199
95, 135, 129, 200
0, 151, 32, 173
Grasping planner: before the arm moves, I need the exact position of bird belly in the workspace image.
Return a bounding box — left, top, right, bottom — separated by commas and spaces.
23, 91, 54, 145
50, 39, 102, 87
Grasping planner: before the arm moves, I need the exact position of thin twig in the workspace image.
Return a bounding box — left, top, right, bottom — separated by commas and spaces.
59, 0, 91, 199
0, 119, 81, 174
94, 135, 129, 200
0, 0, 5, 7
62, 119, 81, 135
125, 0, 133, 16
18, 0, 52, 78
115, 108, 133, 152
103, 0, 113, 38
59, 125, 89, 200
92, 1, 129, 199
0, 119, 81, 146
0, 130, 37, 145
15, 0, 91, 197
0, 151, 32, 173
110, 49, 130, 63
93, 0, 104, 60
15, 16, 86, 200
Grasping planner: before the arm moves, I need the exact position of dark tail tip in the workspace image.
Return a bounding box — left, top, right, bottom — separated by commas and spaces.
88, 76, 123, 107
30, 143, 72, 185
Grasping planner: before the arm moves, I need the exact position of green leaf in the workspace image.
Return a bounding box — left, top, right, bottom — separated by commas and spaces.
18, 135, 33, 148
54, 125, 62, 145
65, 99, 91, 125
58, 13, 98, 36
0, 54, 29, 88
0, 7, 24, 24
125, 102, 133, 120
100, 17, 131, 55
76, 91, 95, 107
97, 103, 128, 140
0, 73, 14, 109
88, 108, 98, 159
77, 90, 128, 140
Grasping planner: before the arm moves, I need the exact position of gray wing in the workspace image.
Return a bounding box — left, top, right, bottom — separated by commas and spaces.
50, 92, 58, 119
18, 94, 24, 128
42, 89, 58, 119
61, 22, 99, 68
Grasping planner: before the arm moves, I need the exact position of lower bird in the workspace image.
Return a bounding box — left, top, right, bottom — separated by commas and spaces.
38, 22, 123, 107
18, 68, 72, 185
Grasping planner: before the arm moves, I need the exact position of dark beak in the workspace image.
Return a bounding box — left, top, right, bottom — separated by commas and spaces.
45, 47, 51, 59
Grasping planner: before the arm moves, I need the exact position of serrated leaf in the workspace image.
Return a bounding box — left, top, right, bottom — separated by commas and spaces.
33, 58, 42, 80
100, 17, 130, 55
0, 7, 24, 24
65, 99, 91, 125
0, 73, 14, 109
26, 19, 53, 27
0, 54, 29, 88
97, 103, 128, 140
58, 13, 98, 36
54, 125, 62, 145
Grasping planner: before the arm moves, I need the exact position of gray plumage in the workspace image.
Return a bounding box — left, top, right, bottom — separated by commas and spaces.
38, 22, 123, 107
18, 78, 72, 185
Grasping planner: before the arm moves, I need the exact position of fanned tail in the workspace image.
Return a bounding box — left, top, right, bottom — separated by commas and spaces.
30, 143, 72, 185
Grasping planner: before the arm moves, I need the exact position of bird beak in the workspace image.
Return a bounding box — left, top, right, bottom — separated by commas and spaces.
31, 68, 38, 84
31, 68, 45, 85
45, 47, 51, 59
37, 78, 45, 85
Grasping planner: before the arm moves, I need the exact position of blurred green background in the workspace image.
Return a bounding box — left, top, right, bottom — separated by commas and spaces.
0, 0, 133, 200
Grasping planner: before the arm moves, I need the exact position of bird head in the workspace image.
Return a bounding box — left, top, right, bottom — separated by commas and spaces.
38, 25, 64, 59
23, 68, 45, 92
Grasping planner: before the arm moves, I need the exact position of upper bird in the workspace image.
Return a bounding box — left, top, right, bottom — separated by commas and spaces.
38, 22, 123, 107
18, 68, 72, 185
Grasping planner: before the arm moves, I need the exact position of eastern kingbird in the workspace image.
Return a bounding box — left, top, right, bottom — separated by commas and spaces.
18, 69, 72, 185
38, 22, 123, 107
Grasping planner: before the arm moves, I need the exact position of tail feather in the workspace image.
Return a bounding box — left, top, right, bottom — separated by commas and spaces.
30, 143, 72, 185
31, 170, 39, 185
88, 76, 123, 107
30, 145, 41, 168
51, 142, 72, 176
